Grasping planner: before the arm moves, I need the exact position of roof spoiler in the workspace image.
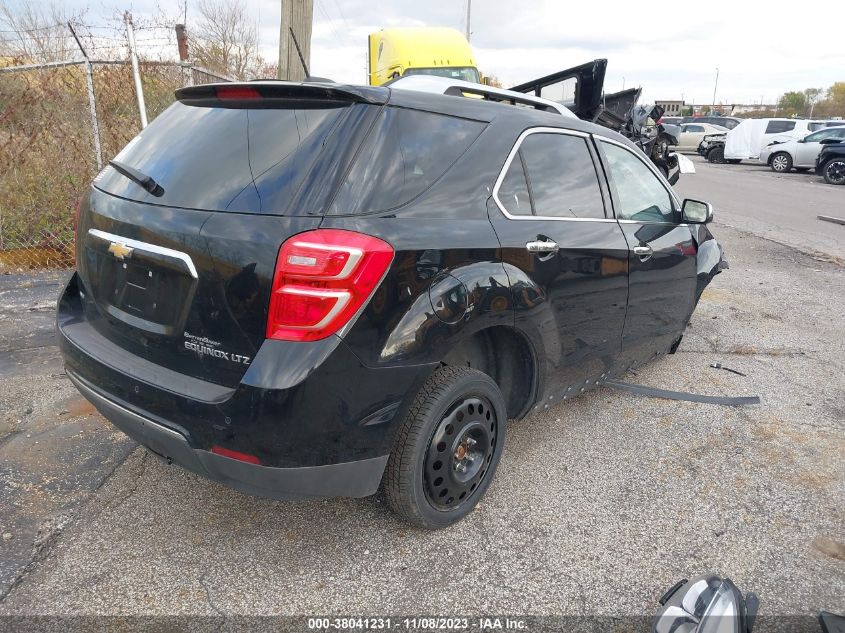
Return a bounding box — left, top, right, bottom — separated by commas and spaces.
175, 82, 388, 107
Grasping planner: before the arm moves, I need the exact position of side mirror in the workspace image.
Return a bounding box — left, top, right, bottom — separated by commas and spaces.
682, 199, 713, 224
797, 138, 806, 143
653, 575, 759, 633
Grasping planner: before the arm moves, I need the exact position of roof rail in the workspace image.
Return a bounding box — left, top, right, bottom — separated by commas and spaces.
387, 75, 576, 118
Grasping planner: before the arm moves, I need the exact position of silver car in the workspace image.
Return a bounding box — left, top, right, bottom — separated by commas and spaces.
760, 125, 845, 172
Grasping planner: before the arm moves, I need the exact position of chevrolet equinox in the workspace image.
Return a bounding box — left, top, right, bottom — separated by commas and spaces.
58, 79, 726, 528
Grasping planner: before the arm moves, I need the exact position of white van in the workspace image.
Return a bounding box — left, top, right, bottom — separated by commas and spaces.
724, 118, 843, 161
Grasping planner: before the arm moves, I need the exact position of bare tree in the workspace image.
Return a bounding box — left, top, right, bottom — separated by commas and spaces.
0, 0, 87, 63
190, 0, 261, 80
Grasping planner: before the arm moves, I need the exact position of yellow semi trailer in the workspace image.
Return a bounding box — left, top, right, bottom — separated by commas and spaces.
367, 27, 480, 86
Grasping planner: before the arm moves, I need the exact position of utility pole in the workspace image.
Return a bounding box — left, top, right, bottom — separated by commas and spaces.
465, 0, 472, 42
711, 67, 719, 115
622, 76, 625, 90
278, 0, 313, 81
174, 24, 192, 87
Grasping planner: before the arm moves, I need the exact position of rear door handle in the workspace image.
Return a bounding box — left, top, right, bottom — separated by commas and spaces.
526, 240, 559, 254
633, 244, 653, 260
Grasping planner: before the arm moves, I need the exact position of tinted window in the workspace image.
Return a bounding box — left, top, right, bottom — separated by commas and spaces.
765, 121, 796, 134
97, 101, 347, 213
518, 133, 605, 219
685, 125, 705, 133
601, 142, 677, 223
329, 107, 484, 215
497, 152, 532, 215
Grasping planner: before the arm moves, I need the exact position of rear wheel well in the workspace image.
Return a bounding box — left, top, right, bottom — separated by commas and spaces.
441, 327, 535, 420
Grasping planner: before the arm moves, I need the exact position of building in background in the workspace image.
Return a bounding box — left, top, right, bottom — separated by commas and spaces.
656, 100, 684, 115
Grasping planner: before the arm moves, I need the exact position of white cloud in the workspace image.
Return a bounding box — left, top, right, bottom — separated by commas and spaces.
33, 0, 845, 105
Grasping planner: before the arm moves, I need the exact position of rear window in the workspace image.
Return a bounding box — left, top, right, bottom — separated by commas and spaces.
765, 121, 796, 134
328, 107, 485, 215
96, 101, 347, 213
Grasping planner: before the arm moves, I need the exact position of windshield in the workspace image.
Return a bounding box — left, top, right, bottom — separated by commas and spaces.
403, 66, 481, 83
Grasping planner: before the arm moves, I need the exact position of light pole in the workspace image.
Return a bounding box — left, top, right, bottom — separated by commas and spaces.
711, 67, 719, 114
465, 0, 471, 42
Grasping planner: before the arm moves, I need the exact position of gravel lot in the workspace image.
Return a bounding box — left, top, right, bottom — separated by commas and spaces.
0, 159, 843, 629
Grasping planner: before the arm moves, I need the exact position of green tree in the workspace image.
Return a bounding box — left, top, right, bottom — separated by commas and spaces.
804, 87, 823, 116
778, 91, 806, 117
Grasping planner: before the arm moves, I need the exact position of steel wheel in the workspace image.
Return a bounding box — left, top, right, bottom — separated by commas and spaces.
824, 159, 845, 185
771, 153, 791, 172
424, 396, 497, 511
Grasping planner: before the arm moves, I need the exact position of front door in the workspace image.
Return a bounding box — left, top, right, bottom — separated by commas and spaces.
793, 127, 845, 167
596, 138, 699, 369
489, 128, 630, 400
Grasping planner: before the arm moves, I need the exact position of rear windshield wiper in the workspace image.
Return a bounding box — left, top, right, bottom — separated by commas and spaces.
108, 160, 165, 197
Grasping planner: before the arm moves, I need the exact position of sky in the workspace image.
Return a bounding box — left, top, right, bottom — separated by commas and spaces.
22, 0, 845, 104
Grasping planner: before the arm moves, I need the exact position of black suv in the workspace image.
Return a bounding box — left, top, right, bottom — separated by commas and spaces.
59, 80, 727, 528
815, 139, 845, 185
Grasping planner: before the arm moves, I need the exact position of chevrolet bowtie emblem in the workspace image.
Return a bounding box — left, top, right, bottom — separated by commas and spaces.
108, 241, 134, 260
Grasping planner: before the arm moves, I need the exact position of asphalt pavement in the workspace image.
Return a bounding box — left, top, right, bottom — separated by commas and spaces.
0, 163, 843, 628
676, 154, 845, 261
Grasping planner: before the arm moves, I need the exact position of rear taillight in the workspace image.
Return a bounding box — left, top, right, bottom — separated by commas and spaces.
266, 229, 394, 342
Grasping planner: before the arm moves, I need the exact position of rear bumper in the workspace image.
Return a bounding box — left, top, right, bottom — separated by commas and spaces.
58, 272, 433, 500
68, 371, 388, 499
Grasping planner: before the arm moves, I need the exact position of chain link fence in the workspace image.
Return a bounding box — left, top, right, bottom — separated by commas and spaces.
0, 39, 231, 270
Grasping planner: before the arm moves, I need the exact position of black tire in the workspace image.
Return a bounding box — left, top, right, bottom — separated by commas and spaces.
707, 146, 725, 163
384, 366, 507, 529
727, 159, 742, 164
795, 167, 810, 172
822, 158, 845, 185
770, 152, 792, 173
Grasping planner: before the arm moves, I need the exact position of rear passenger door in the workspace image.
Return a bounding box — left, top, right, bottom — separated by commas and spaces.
596, 138, 698, 368
489, 128, 630, 400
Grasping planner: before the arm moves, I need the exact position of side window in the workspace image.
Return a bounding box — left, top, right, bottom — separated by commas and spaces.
765, 121, 796, 134
686, 125, 704, 133
804, 128, 838, 142
518, 133, 605, 219
329, 107, 485, 215
600, 142, 678, 223
497, 151, 532, 216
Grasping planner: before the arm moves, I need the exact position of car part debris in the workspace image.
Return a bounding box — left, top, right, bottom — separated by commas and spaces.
510, 59, 682, 183
653, 574, 759, 633
605, 380, 760, 405
818, 215, 845, 226
710, 362, 747, 377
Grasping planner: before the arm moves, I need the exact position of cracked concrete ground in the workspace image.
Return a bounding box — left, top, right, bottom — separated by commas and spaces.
0, 158, 842, 627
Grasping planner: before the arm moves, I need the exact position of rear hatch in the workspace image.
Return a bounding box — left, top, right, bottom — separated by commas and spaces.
76, 82, 386, 388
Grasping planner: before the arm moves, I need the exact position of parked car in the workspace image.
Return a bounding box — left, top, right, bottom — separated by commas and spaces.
673, 122, 728, 152
696, 133, 740, 164
724, 118, 843, 161
681, 115, 741, 130
816, 140, 845, 185
59, 78, 727, 529
760, 125, 845, 172
659, 116, 683, 126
